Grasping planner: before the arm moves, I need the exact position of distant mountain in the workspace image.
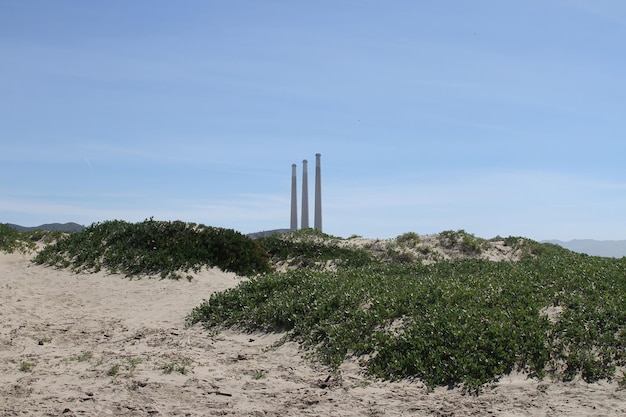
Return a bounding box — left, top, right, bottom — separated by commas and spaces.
6, 222, 85, 233
544, 239, 626, 258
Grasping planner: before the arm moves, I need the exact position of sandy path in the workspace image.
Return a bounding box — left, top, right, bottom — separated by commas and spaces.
2, 251, 626, 416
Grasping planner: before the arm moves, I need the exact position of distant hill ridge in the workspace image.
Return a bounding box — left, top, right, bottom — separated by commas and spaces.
7, 222, 85, 233
544, 239, 626, 258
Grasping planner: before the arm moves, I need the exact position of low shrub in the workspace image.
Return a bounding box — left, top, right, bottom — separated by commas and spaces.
34, 218, 271, 278
0, 223, 34, 253
0, 224, 68, 253
439, 230, 489, 255
396, 232, 421, 247
257, 228, 374, 269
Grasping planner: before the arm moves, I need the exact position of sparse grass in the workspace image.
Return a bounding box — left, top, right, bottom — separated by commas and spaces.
252, 369, 267, 380
160, 358, 190, 375
102, 356, 148, 378
19, 361, 35, 372
70, 352, 93, 362
0, 224, 66, 253
107, 364, 120, 377
126, 356, 148, 374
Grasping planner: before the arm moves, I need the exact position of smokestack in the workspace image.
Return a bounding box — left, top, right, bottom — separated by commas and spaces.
290, 163, 298, 231
314, 153, 322, 232
301, 159, 309, 229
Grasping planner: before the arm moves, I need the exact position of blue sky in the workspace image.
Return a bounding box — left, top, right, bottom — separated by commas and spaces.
1, 1, 625, 240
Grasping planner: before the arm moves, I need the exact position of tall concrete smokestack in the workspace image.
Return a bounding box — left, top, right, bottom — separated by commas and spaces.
301, 159, 309, 229
314, 153, 322, 232
290, 163, 298, 231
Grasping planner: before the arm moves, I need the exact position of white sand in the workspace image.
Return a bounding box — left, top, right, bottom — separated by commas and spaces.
2, 250, 626, 416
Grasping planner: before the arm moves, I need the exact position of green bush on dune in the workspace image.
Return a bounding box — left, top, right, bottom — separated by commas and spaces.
256, 228, 374, 269
0, 223, 64, 253
34, 218, 271, 278
188, 240, 626, 392
0, 223, 29, 253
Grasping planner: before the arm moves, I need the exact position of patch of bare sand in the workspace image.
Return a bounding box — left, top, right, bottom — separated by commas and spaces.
2, 251, 626, 416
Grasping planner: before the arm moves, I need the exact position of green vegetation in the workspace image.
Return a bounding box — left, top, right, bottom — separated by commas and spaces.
107, 364, 120, 377
188, 238, 626, 392
383, 232, 427, 264
501, 235, 564, 259
252, 369, 267, 379
0, 223, 30, 253
160, 358, 190, 375
0, 223, 64, 253
19, 361, 35, 372
439, 229, 489, 255
384, 246, 418, 264
69, 352, 93, 362
256, 228, 374, 269
34, 218, 271, 278
396, 232, 421, 247
100, 356, 149, 379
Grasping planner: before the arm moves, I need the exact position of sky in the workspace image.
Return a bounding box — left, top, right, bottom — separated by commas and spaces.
1, 1, 625, 241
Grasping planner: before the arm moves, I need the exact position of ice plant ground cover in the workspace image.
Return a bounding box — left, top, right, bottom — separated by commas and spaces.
190, 229, 626, 392
32, 218, 270, 279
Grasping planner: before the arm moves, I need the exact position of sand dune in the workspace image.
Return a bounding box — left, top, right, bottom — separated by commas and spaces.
2, 251, 626, 416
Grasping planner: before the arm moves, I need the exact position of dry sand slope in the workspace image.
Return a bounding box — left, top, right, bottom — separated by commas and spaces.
2, 251, 626, 417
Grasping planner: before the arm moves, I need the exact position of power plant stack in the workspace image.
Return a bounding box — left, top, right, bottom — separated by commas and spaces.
290, 154, 322, 232
290, 164, 298, 231
314, 153, 322, 232
301, 160, 309, 229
